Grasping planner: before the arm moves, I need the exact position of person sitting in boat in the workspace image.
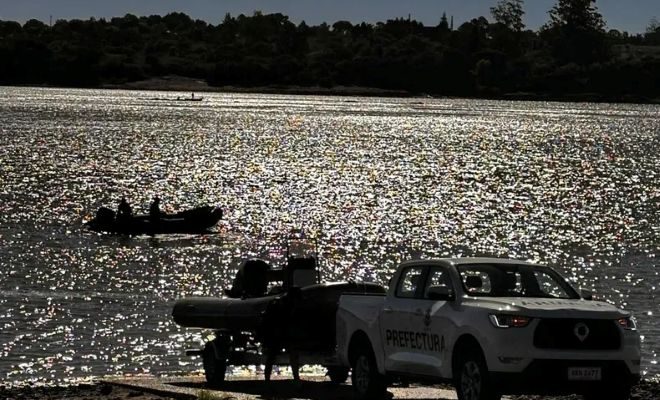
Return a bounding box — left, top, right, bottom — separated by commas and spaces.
149, 196, 162, 222
117, 197, 132, 221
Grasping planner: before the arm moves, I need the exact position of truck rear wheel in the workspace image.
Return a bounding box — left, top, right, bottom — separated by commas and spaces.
351, 350, 387, 400
454, 348, 501, 400
326, 366, 350, 384
203, 341, 227, 388
583, 383, 632, 400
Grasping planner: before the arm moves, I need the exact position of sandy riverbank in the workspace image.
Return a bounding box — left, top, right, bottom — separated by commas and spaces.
0, 384, 170, 400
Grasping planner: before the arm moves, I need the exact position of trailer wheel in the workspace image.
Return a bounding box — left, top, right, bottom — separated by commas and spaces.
351, 349, 386, 400
203, 341, 227, 388
326, 366, 350, 384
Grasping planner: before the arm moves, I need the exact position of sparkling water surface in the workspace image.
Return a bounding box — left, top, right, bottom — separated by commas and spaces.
0, 87, 658, 385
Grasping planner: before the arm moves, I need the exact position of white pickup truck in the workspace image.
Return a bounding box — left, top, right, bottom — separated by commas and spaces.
336, 258, 641, 400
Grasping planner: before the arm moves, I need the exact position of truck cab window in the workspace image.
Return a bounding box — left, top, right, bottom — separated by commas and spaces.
533, 270, 571, 298
457, 264, 579, 299
423, 267, 453, 298
396, 267, 424, 298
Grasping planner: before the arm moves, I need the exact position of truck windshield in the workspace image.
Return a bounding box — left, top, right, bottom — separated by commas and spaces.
456, 264, 580, 299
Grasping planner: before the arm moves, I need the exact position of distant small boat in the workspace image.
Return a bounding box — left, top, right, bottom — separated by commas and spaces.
176, 94, 203, 102
147, 96, 204, 102
86, 205, 222, 235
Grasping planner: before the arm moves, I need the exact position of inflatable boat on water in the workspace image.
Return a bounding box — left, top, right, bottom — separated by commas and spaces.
86, 205, 223, 235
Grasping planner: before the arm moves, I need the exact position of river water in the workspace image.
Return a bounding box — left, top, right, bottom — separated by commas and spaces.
0, 87, 658, 385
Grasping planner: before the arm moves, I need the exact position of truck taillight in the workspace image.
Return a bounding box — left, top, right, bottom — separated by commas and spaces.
489, 314, 532, 328
617, 316, 637, 330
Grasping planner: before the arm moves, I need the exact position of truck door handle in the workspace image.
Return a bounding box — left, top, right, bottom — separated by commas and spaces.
383, 307, 393, 313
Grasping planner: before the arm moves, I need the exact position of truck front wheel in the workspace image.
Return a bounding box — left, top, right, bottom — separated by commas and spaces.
351, 350, 387, 400
454, 349, 501, 400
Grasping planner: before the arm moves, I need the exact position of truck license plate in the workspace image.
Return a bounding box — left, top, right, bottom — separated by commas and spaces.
567, 367, 601, 381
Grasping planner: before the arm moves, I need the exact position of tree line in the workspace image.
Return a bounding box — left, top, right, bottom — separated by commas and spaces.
0, 0, 659, 101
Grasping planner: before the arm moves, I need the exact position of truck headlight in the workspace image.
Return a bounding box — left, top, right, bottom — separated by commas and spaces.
489, 314, 532, 328
617, 316, 637, 330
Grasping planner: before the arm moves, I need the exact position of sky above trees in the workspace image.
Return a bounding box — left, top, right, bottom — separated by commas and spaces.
0, 0, 657, 34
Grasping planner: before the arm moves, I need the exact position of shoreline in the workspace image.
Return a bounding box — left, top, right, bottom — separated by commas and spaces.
1, 375, 659, 400
101, 75, 412, 98
102, 77, 660, 104
4, 76, 660, 104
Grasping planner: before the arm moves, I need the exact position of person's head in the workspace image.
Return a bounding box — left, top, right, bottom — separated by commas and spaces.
153, 196, 160, 203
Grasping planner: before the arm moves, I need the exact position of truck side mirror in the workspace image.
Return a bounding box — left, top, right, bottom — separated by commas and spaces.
581, 289, 593, 301
427, 286, 455, 301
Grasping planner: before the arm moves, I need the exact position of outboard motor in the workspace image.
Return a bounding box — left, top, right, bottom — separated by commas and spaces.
211, 207, 223, 221
225, 259, 272, 298
95, 207, 116, 225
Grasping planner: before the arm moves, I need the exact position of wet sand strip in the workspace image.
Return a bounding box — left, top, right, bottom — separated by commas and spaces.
101, 374, 460, 400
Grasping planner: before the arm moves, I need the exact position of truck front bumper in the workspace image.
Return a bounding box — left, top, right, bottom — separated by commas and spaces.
490, 359, 641, 395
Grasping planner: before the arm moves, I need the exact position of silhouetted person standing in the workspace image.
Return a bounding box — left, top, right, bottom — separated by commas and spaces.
263, 288, 301, 382
117, 197, 132, 221
149, 196, 161, 222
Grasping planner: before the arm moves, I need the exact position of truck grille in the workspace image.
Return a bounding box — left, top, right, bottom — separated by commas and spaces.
533, 319, 621, 350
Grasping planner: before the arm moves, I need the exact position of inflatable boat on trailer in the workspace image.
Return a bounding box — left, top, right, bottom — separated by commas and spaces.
172, 236, 385, 386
